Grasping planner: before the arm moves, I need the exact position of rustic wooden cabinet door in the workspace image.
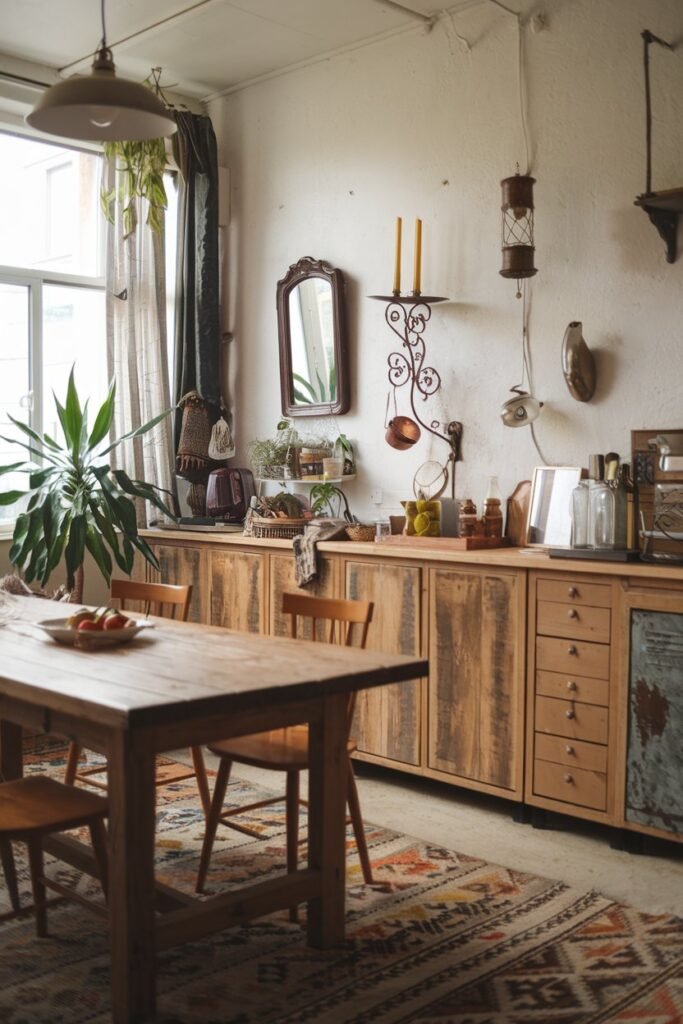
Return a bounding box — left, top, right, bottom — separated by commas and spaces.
624, 602, 683, 838
210, 549, 265, 633
150, 544, 209, 624
428, 567, 525, 795
269, 553, 336, 638
345, 560, 422, 767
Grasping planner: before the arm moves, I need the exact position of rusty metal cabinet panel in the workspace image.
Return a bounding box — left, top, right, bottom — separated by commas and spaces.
626, 609, 683, 835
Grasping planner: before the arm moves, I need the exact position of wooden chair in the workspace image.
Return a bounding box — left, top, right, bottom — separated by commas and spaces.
196, 592, 375, 904
64, 580, 211, 816
0, 776, 108, 936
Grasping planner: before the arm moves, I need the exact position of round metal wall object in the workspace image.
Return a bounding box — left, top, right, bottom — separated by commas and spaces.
500, 391, 542, 428
561, 321, 596, 402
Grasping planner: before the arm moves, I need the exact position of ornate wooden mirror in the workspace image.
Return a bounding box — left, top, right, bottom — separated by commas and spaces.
277, 257, 349, 417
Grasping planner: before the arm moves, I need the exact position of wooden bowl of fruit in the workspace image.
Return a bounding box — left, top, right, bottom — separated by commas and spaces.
36, 606, 155, 649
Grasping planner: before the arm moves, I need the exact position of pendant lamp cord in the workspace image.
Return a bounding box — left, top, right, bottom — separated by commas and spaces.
100, 0, 107, 50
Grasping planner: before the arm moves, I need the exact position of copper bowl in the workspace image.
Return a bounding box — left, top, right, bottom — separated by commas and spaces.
385, 416, 421, 450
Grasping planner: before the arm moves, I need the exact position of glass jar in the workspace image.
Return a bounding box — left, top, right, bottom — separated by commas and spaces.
571, 480, 590, 548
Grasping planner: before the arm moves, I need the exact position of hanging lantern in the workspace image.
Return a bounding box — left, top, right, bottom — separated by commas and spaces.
500, 172, 537, 281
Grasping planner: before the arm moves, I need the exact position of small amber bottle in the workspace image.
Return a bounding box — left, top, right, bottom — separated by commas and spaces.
483, 498, 503, 538
460, 498, 478, 537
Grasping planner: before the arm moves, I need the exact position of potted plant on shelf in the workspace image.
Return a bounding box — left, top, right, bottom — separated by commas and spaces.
0, 369, 174, 603
309, 483, 354, 522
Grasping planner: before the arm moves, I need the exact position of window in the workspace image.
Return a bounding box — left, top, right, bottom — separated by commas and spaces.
0, 131, 106, 526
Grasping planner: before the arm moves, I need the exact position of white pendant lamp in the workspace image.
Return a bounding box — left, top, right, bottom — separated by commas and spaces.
26, 2, 176, 142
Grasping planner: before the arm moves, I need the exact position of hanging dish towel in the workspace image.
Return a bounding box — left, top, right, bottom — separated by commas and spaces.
293, 522, 348, 587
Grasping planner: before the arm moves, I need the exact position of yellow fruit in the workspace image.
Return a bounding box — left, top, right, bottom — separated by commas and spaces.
414, 512, 431, 535
67, 610, 95, 629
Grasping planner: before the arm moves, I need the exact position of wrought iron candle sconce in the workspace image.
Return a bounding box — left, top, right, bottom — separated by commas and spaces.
500, 170, 537, 296
369, 291, 463, 498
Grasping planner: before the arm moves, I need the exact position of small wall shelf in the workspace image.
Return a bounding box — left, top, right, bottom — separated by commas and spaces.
255, 475, 355, 486
634, 188, 683, 264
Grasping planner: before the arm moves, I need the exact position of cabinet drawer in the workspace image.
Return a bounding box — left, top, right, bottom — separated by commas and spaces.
537, 579, 611, 608
534, 733, 608, 772
536, 636, 610, 679
536, 670, 609, 707
535, 695, 608, 744
537, 601, 611, 644
533, 758, 607, 811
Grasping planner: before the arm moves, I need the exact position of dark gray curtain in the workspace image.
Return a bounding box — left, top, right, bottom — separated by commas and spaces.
172, 111, 221, 446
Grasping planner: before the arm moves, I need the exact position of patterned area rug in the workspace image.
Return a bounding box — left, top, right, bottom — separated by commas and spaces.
1, 740, 683, 1023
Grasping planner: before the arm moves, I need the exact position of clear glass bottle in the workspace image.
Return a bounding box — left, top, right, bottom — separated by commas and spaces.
590, 478, 615, 548
571, 480, 590, 548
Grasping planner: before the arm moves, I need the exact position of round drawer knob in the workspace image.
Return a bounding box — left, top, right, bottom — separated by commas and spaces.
567, 680, 577, 692
568, 608, 578, 619
565, 708, 576, 719
564, 773, 574, 784
568, 645, 578, 656
565, 745, 575, 755
568, 587, 578, 598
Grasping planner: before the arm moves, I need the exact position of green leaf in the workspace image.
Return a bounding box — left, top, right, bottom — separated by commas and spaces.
0, 461, 26, 477
112, 469, 176, 519
29, 467, 56, 489
292, 373, 317, 401
88, 499, 129, 574
0, 490, 26, 506
64, 367, 84, 457
64, 514, 86, 590
87, 379, 116, 451
130, 534, 160, 573
315, 369, 326, 402
85, 526, 112, 585
293, 388, 313, 405
53, 393, 73, 448
24, 537, 47, 584
3, 420, 62, 465
98, 408, 171, 457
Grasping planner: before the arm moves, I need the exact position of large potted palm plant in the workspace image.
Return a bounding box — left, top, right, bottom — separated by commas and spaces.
0, 369, 174, 603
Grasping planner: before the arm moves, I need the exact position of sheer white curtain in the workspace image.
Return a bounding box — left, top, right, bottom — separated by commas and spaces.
105, 159, 175, 527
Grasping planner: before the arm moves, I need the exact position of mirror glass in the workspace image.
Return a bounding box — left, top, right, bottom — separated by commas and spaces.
277, 257, 349, 416
526, 466, 582, 547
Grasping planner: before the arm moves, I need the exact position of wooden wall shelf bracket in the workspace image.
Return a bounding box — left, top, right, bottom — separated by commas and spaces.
634, 190, 683, 264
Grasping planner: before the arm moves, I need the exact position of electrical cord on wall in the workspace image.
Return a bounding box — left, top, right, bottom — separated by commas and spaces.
520, 280, 550, 466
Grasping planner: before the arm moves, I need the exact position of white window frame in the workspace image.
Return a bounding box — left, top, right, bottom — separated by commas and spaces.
0, 128, 106, 537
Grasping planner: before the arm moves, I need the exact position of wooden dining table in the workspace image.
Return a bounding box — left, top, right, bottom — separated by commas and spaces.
0, 595, 427, 1023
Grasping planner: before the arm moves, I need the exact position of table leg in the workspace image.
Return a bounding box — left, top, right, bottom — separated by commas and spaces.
0, 721, 24, 915
306, 692, 348, 949
0, 720, 23, 780
107, 731, 157, 1023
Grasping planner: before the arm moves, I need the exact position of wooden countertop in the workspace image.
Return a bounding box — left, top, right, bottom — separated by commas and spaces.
142, 529, 683, 582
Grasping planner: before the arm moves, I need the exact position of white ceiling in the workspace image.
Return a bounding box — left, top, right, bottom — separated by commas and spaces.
0, 0, 478, 101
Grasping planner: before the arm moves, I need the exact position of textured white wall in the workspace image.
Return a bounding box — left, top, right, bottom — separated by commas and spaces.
211, 0, 683, 519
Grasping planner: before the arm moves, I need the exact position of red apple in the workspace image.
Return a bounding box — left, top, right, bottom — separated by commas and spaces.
102, 614, 128, 631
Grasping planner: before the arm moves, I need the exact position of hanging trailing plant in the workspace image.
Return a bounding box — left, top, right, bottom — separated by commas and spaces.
100, 137, 168, 238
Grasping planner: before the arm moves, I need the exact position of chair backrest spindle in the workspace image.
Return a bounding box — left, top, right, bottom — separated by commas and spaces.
110, 579, 192, 622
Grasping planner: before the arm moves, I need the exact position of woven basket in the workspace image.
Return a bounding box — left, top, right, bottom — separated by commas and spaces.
251, 515, 308, 540
345, 524, 376, 542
